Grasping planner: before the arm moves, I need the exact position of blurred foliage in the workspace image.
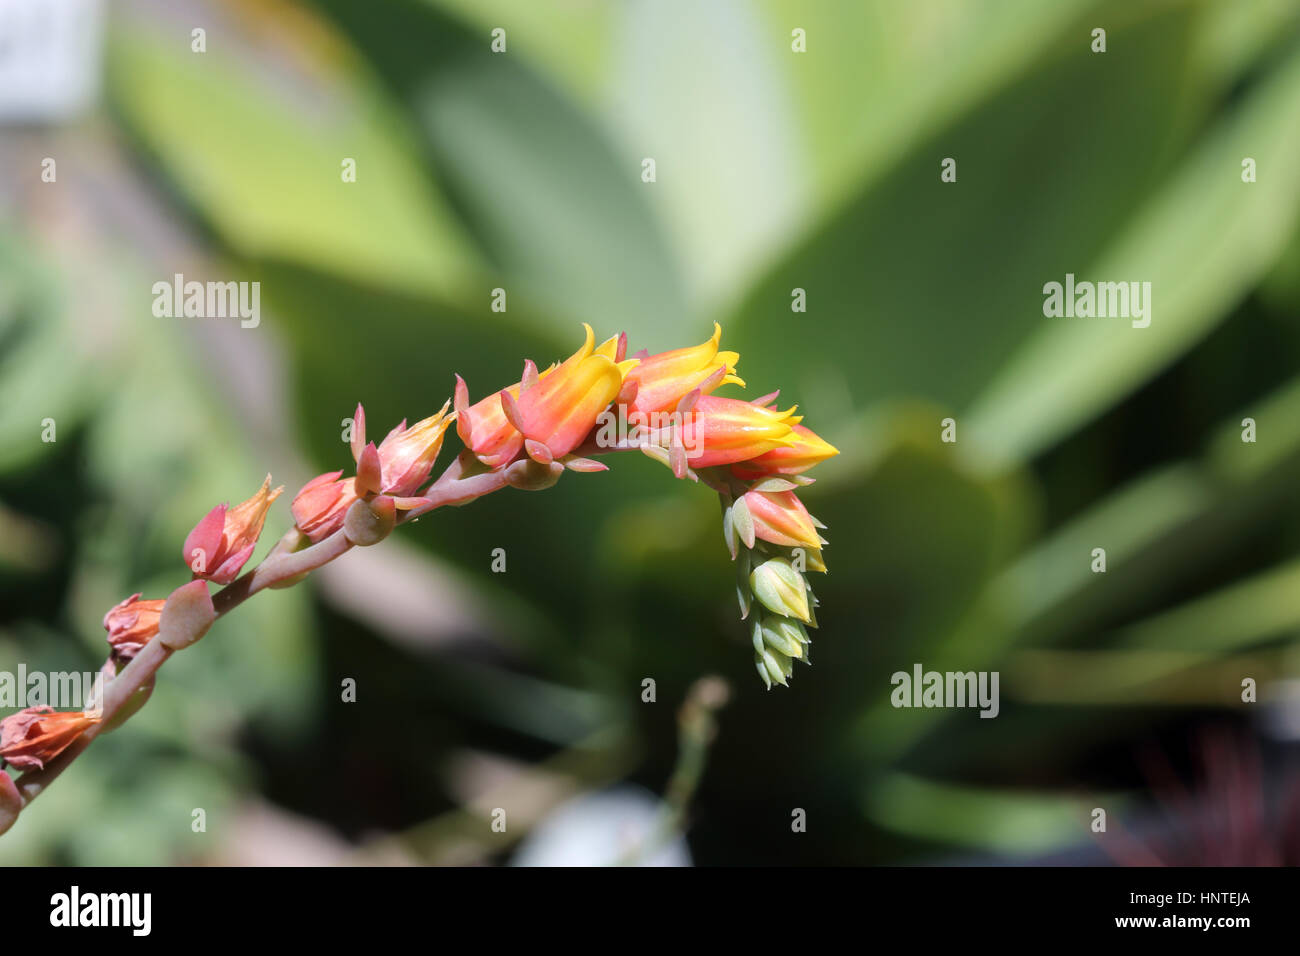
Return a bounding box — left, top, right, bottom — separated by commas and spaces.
3, 0, 1300, 864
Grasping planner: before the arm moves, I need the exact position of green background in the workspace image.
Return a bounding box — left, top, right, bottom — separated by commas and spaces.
3, 0, 1300, 864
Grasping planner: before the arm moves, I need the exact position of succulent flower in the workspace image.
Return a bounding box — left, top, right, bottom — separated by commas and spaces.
102, 593, 165, 660
12, 322, 842, 838
182, 475, 284, 584
678, 396, 801, 469
291, 471, 359, 544
350, 401, 454, 497
0, 707, 100, 772
731, 424, 839, 479
503, 324, 639, 464
622, 323, 743, 416
741, 488, 824, 551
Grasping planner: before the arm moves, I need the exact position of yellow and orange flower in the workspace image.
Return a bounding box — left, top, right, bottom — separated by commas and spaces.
741, 489, 822, 551
679, 395, 801, 469
507, 325, 637, 462
0, 707, 100, 771
455, 375, 530, 469
183, 475, 283, 584
622, 323, 743, 416
730, 423, 839, 479
457, 325, 637, 467
102, 593, 166, 659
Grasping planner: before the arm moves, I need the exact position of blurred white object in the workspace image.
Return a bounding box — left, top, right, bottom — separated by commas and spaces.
511, 786, 692, 867
0, 0, 103, 122
1261, 679, 1300, 741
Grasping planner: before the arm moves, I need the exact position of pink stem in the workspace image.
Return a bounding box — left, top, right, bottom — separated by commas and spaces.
15, 633, 173, 806
212, 528, 353, 617
7, 450, 522, 822
11, 528, 354, 810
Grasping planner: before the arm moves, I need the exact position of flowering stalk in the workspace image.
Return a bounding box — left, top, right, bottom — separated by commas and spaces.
0, 323, 837, 836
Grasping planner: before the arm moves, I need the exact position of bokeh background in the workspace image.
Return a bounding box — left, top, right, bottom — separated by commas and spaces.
3, 0, 1300, 865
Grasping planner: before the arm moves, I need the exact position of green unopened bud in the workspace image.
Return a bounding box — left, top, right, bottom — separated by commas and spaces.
721, 496, 738, 559
749, 557, 810, 623
735, 549, 752, 618
769, 615, 809, 645
756, 647, 790, 688
789, 546, 827, 574
730, 494, 755, 549
344, 495, 396, 546
761, 616, 805, 659
750, 476, 798, 493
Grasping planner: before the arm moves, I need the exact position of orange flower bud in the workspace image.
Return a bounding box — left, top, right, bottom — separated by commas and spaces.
183, 475, 284, 584
741, 489, 822, 551
455, 375, 528, 468
454, 328, 637, 468
290, 470, 359, 543
623, 323, 743, 415
0, 707, 99, 771
293, 402, 454, 542
678, 396, 800, 469
102, 593, 166, 659
730, 424, 839, 479
507, 324, 638, 463
352, 401, 454, 497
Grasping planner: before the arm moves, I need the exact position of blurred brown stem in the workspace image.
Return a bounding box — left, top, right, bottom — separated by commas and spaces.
614, 676, 730, 866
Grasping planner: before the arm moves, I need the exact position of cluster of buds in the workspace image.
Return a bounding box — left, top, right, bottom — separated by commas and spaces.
730, 483, 830, 690
413, 321, 838, 686
583, 325, 839, 688
2, 322, 836, 820
683, 408, 835, 689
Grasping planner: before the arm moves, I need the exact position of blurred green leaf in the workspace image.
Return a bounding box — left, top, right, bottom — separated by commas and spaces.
108, 26, 483, 303
787, 409, 1032, 767
753, 0, 1102, 212
596, 0, 807, 311
864, 771, 1114, 855
1120, 557, 1300, 655
427, 0, 615, 108
723, 3, 1208, 436
0, 235, 97, 472
966, 35, 1300, 468
311, 0, 693, 349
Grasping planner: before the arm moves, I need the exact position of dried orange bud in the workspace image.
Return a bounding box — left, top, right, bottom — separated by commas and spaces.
102, 593, 166, 660
0, 707, 100, 771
